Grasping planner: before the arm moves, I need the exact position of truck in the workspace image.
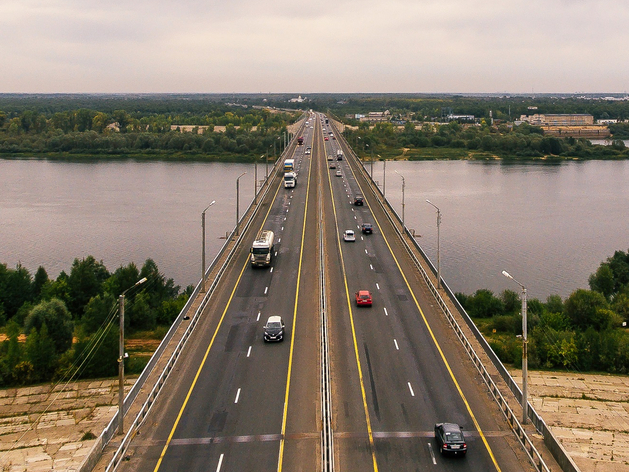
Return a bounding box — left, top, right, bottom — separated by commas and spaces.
250, 230, 275, 267
336, 149, 343, 160
297, 136, 304, 145
284, 171, 297, 188
284, 159, 295, 173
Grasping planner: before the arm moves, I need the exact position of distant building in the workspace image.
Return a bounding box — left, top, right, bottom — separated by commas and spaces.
447, 114, 475, 122
598, 119, 618, 125
289, 95, 306, 103
360, 110, 391, 122
519, 114, 594, 126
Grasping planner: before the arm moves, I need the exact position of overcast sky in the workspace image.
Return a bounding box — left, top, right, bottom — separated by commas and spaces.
1, 0, 628, 93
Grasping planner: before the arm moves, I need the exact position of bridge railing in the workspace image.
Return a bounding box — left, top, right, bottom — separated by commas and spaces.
331, 119, 579, 472
89, 121, 307, 472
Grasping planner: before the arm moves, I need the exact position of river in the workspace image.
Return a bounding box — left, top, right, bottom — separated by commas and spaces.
1, 158, 628, 300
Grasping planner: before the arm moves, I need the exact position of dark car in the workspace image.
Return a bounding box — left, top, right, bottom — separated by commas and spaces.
264, 316, 285, 342
361, 223, 373, 234
434, 423, 467, 456
353, 195, 364, 206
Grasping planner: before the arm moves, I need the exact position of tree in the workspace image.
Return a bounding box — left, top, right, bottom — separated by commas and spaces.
82, 292, 116, 335
24, 299, 73, 354
589, 263, 615, 299
25, 323, 56, 382
564, 289, 609, 331
33, 266, 49, 301
466, 289, 504, 318
67, 256, 110, 318
1, 264, 33, 320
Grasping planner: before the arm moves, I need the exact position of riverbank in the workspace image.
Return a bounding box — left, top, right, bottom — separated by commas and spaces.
511, 369, 629, 472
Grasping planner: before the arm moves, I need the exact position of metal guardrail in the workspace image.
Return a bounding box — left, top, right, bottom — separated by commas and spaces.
330, 120, 571, 472
98, 126, 306, 472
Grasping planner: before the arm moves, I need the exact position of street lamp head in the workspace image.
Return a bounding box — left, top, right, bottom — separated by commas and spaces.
502, 270, 513, 279
137, 277, 147, 285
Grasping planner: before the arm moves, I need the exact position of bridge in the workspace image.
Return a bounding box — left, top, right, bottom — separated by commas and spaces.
90, 113, 578, 472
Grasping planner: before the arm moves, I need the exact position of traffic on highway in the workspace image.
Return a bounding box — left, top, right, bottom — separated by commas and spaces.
116, 113, 534, 472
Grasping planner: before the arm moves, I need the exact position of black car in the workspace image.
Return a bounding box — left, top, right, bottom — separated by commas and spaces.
361, 223, 373, 234
264, 316, 285, 342
353, 195, 364, 206
434, 423, 467, 456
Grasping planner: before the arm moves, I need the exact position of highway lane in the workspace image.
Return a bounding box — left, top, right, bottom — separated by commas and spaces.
118, 115, 321, 472
323, 117, 533, 471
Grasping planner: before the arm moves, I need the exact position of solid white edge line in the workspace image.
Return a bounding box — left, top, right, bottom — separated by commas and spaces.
408, 382, 415, 397
235, 388, 241, 403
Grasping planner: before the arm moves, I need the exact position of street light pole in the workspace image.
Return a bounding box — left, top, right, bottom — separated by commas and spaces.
235, 172, 247, 236
383, 158, 386, 197
502, 270, 529, 424
118, 277, 147, 435
395, 170, 405, 229
202, 201, 216, 292
426, 200, 442, 289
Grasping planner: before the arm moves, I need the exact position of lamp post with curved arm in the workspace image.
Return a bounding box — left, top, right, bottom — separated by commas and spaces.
118, 276, 147, 434
202, 200, 216, 293
426, 200, 441, 289
236, 172, 247, 236
502, 270, 528, 424
395, 170, 405, 229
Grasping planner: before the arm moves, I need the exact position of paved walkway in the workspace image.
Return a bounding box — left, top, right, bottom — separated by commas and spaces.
511, 369, 629, 472
0, 378, 134, 471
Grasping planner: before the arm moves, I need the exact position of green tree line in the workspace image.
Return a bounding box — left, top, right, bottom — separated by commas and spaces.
0, 257, 190, 386
344, 121, 629, 160
0, 105, 298, 159
457, 249, 629, 373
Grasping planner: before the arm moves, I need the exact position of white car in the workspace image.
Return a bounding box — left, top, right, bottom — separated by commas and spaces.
343, 230, 356, 242
335, 170, 342, 177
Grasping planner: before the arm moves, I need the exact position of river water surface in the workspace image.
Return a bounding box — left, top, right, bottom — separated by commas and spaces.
1, 158, 628, 300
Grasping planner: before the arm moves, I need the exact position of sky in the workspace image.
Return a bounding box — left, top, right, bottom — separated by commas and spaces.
1, 0, 628, 94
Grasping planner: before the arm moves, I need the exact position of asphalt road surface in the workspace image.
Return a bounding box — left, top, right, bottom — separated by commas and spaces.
117, 113, 534, 472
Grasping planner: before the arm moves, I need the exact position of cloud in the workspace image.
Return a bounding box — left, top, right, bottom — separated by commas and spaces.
1, 0, 628, 92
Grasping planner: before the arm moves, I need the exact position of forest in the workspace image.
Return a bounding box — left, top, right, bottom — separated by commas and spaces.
0, 257, 190, 387
0, 95, 299, 160
457, 249, 629, 373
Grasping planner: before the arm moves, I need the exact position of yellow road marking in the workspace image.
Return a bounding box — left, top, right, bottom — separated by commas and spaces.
276, 119, 316, 471
325, 134, 379, 472
347, 160, 501, 472
153, 155, 286, 472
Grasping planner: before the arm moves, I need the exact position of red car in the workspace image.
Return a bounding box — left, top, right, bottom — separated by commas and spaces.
355, 290, 372, 307
324, 137, 329, 141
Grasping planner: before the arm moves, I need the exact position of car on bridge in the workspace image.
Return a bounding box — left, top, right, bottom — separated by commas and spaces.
329, 162, 336, 169
335, 170, 342, 177
434, 423, 467, 456
361, 223, 373, 234
343, 230, 355, 242
353, 195, 364, 206
263, 316, 285, 342
355, 290, 372, 307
